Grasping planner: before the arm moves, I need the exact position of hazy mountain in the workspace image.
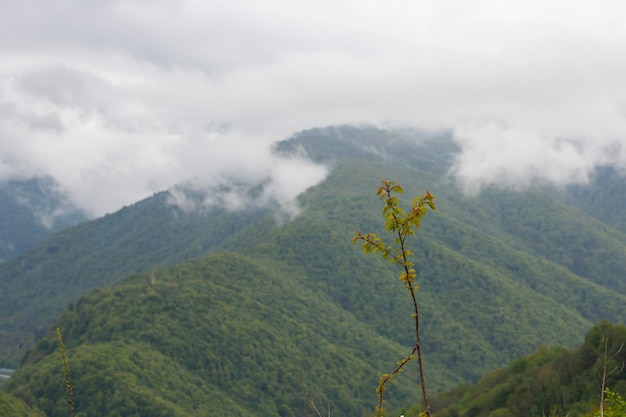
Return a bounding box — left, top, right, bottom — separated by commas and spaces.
563, 165, 626, 235
2, 126, 626, 416
0, 176, 86, 262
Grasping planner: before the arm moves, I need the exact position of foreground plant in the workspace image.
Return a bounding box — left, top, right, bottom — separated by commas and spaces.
56, 328, 76, 417
304, 386, 331, 417
353, 179, 436, 417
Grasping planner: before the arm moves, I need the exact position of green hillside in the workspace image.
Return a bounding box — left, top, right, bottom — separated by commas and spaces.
2, 125, 626, 416
251, 160, 626, 377
0, 388, 45, 417
564, 166, 626, 235
7, 252, 424, 417
429, 321, 626, 417
0, 191, 268, 366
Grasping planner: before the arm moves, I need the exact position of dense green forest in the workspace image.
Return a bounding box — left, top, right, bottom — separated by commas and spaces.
1, 125, 626, 416
0, 388, 45, 417
7, 253, 424, 417
565, 166, 626, 235
428, 321, 626, 417
0, 192, 268, 366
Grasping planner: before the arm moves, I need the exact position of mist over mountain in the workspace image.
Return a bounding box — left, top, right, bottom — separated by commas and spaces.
1, 125, 626, 416
3, 2, 626, 221
3, 2, 626, 415
0, 176, 85, 262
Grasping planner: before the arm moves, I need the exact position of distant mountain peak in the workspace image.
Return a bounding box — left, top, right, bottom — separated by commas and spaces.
0, 176, 86, 261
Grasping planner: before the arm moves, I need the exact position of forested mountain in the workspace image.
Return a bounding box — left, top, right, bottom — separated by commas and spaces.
429, 321, 626, 417
8, 253, 426, 417
2, 125, 626, 416
564, 166, 626, 235
0, 190, 268, 366
0, 388, 44, 417
0, 176, 85, 263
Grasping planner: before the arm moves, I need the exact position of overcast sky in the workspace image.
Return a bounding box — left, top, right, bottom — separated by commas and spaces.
1, 0, 625, 216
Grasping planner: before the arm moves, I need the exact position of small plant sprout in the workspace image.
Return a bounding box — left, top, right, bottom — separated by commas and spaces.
354, 179, 436, 417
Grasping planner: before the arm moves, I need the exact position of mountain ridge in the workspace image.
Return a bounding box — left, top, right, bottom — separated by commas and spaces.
2, 125, 626, 416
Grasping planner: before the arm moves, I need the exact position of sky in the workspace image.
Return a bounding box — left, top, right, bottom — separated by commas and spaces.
1, 0, 626, 217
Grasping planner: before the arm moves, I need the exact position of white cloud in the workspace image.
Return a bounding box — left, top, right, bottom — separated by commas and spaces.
449, 123, 622, 194
166, 151, 328, 220
1, 0, 626, 215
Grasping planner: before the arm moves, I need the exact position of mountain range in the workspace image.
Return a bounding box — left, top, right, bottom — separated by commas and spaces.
1, 125, 626, 416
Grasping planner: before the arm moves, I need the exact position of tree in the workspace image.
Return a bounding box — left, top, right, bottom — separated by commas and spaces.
596, 334, 625, 417
599, 388, 626, 417
353, 179, 436, 417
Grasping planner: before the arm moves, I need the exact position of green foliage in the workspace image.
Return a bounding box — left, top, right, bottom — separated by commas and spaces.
0, 389, 46, 417
597, 388, 626, 417
431, 322, 626, 417
354, 179, 436, 417
565, 166, 626, 235
0, 192, 268, 366
7, 252, 424, 417
354, 180, 435, 281
4, 127, 626, 374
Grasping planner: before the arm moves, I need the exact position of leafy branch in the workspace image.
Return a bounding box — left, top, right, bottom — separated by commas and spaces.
353, 179, 436, 417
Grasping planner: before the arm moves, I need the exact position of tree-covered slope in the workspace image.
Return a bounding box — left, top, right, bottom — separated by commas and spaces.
250, 160, 626, 381
429, 321, 626, 417
274, 125, 459, 175
564, 166, 626, 235
2, 125, 626, 416
7, 252, 424, 417
0, 191, 268, 366
2, 125, 457, 367
0, 388, 45, 417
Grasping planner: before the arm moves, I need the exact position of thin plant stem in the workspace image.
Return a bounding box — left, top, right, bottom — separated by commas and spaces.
56, 328, 76, 417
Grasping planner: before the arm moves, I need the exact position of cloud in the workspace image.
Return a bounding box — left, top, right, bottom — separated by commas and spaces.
1, 0, 626, 215
449, 123, 624, 194
166, 151, 329, 220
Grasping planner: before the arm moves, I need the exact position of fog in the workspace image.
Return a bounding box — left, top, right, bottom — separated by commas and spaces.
1, 1, 625, 216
